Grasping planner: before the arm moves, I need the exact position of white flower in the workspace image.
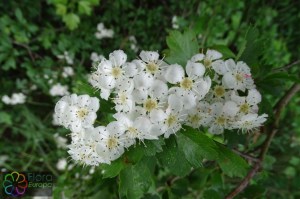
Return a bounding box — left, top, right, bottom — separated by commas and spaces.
57, 51, 73, 65
113, 89, 135, 113
165, 62, 211, 108
90, 52, 105, 63
150, 108, 186, 138
137, 51, 167, 81
183, 101, 212, 128
68, 128, 104, 166
56, 159, 67, 170
172, 16, 179, 29
62, 67, 74, 78
2, 93, 26, 105
94, 123, 127, 164
90, 50, 129, 91
217, 59, 255, 91
203, 49, 222, 69
50, 83, 69, 96
53, 133, 67, 148
95, 23, 114, 39
129, 36, 138, 52
114, 113, 160, 145
232, 113, 268, 132
208, 101, 239, 134
54, 94, 100, 132
231, 89, 262, 115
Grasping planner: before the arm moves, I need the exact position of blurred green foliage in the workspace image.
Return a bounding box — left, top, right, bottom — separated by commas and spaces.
1, 0, 300, 198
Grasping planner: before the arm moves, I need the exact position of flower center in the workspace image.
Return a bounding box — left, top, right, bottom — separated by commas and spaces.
144, 98, 157, 112
127, 127, 138, 136
214, 85, 225, 97
166, 114, 177, 127
203, 58, 212, 68
216, 116, 226, 125
111, 67, 122, 78
107, 137, 118, 150
240, 103, 250, 113
180, 78, 193, 90
77, 108, 88, 119
119, 93, 127, 104
188, 114, 201, 125
146, 62, 159, 74
235, 73, 243, 82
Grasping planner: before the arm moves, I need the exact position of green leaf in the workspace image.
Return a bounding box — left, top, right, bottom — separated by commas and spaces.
165, 30, 199, 66
55, 4, 67, 16
177, 133, 204, 168
0, 112, 12, 125
88, 0, 100, 5
142, 139, 165, 156
180, 126, 219, 160
216, 143, 249, 177
236, 26, 264, 67
119, 160, 153, 199
100, 158, 125, 178
78, 1, 92, 15
284, 166, 296, 177
157, 136, 192, 177
63, 13, 80, 30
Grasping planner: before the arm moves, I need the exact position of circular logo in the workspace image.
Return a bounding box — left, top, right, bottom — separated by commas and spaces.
3, 171, 28, 197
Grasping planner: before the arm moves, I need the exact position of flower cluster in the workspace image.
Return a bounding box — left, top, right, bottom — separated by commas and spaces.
2, 93, 26, 105
54, 49, 267, 166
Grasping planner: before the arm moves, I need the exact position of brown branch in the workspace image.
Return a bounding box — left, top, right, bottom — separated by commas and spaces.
272, 60, 300, 72
12, 41, 36, 62
226, 83, 300, 199
232, 149, 259, 163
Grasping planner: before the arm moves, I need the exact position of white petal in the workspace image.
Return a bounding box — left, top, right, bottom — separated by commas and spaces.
246, 89, 261, 105
150, 109, 167, 123
133, 72, 154, 89
107, 121, 125, 136
97, 60, 112, 73
109, 50, 127, 66
223, 101, 239, 117
164, 64, 184, 84
140, 51, 159, 63
181, 91, 197, 109
150, 80, 168, 99
186, 61, 205, 77
116, 77, 134, 92
87, 97, 99, 112
212, 60, 227, 75
132, 88, 148, 104
99, 73, 116, 89
168, 93, 183, 112
231, 91, 245, 105
211, 102, 223, 116
190, 53, 204, 62
123, 62, 138, 77
206, 49, 222, 60
132, 59, 146, 71
222, 73, 236, 89
225, 59, 236, 71
134, 116, 151, 134
150, 124, 166, 136
100, 88, 111, 100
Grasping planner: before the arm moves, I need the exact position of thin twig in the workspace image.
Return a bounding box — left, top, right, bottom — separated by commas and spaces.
226, 83, 300, 199
12, 41, 36, 62
232, 149, 259, 163
272, 60, 300, 72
